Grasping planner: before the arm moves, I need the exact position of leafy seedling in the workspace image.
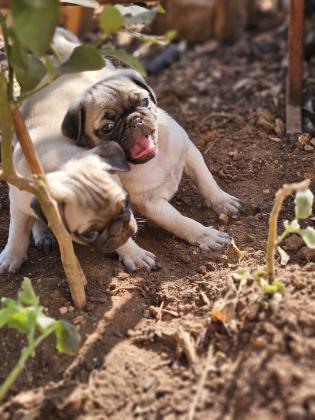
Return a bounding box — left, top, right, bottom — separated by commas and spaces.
234, 179, 314, 305
0, 278, 80, 401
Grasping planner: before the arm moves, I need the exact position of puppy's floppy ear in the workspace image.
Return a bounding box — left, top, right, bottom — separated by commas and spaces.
30, 197, 47, 224
92, 142, 131, 173
62, 98, 88, 147
120, 69, 157, 105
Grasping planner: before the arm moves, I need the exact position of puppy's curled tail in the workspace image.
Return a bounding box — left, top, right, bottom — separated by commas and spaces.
52, 27, 81, 61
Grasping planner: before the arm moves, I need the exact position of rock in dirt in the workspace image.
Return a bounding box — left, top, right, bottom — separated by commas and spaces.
304, 144, 314, 151
274, 118, 285, 136
180, 254, 192, 263
257, 116, 274, 132
285, 235, 304, 252
73, 315, 85, 325
298, 133, 310, 146
287, 405, 306, 420
59, 306, 68, 315
297, 247, 315, 262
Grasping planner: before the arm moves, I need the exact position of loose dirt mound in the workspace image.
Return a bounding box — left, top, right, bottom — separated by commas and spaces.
0, 27, 314, 419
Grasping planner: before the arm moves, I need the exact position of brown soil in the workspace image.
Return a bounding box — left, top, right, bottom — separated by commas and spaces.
0, 27, 315, 420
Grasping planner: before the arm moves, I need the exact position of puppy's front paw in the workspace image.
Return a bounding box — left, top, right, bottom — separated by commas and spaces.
210, 192, 242, 217
195, 227, 230, 251
118, 243, 157, 272
0, 248, 26, 274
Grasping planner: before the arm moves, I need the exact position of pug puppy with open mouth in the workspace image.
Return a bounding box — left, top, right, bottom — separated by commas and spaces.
0, 140, 138, 274
29, 28, 241, 271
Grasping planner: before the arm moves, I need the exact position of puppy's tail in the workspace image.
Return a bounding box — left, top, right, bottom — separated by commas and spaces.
52, 27, 80, 61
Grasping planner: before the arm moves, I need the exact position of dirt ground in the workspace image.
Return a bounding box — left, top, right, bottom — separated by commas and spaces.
0, 25, 315, 420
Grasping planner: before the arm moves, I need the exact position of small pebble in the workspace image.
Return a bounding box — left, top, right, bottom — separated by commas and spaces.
218, 213, 229, 225
253, 337, 267, 349
304, 144, 314, 151
117, 272, 130, 280
180, 254, 192, 263
298, 133, 310, 145
59, 307, 68, 315
143, 309, 151, 319
287, 405, 306, 420
285, 234, 304, 252
73, 315, 84, 325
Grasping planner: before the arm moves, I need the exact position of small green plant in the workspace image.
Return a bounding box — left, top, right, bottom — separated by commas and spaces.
234, 179, 314, 301
0, 278, 80, 401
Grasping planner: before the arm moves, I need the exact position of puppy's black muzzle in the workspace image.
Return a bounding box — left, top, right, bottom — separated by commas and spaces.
94, 207, 134, 253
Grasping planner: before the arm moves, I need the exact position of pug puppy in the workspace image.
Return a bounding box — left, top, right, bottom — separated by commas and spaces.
29, 29, 241, 271
0, 141, 138, 274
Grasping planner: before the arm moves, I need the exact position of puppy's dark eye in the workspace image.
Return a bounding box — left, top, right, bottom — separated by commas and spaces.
140, 98, 149, 108
79, 229, 99, 242
100, 123, 114, 135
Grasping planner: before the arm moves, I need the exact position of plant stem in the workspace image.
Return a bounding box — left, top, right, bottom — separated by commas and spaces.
0, 73, 13, 177
266, 179, 310, 283
11, 105, 87, 308
276, 230, 290, 246
0, 329, 52, 401
0, 12, 14, 101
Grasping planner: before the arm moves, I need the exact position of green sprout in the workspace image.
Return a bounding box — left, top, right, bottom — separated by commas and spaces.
0, 278, 80, 401
234, 180, 314, 303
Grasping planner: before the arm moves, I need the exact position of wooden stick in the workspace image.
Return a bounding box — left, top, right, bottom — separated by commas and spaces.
286, 0, 305, 133
11, 105, 87, 309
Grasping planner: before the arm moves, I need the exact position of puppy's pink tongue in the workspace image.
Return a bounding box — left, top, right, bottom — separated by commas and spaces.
130, 136, 154, 159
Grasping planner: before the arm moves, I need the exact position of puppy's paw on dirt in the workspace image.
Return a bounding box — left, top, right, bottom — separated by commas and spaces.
195, 228, 230, 251
117, 241, 157, 272
0, 249, 26, 274
211, 192, 242, 217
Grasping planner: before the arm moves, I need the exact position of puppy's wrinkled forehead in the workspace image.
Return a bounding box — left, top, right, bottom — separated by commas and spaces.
85, 77, 148, 121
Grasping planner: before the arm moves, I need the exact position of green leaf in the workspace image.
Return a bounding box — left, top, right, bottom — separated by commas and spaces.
0, 308, 12, 329
295, 189, 314, 219
10, 39, 46, 92
100, 5, 124, 36
283, 219, 300, 233
299, 227, 315, 249
11, 0, 59, 56
36, 313, 55, 332
7, 307, 37, 335
54, 321, 80, 355
259, 279, 286, 295
129, 31, 172, 45
252, 268, 267, 282
18, 278, 39, 306
0, 298, 19, 329
60, 0, 98, 7
102, 48, 146, 75
58, 45, 104, 75
233, 268, 253, 283
116, 4, 164, 26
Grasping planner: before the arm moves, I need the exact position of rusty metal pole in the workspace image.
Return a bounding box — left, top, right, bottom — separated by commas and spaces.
286, 0, 305, 134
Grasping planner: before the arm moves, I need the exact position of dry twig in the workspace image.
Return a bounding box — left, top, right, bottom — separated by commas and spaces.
188, 344, 214, 420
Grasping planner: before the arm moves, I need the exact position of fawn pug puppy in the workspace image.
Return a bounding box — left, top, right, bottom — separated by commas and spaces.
0, 140, 138, 274
29, 28, 241, 271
